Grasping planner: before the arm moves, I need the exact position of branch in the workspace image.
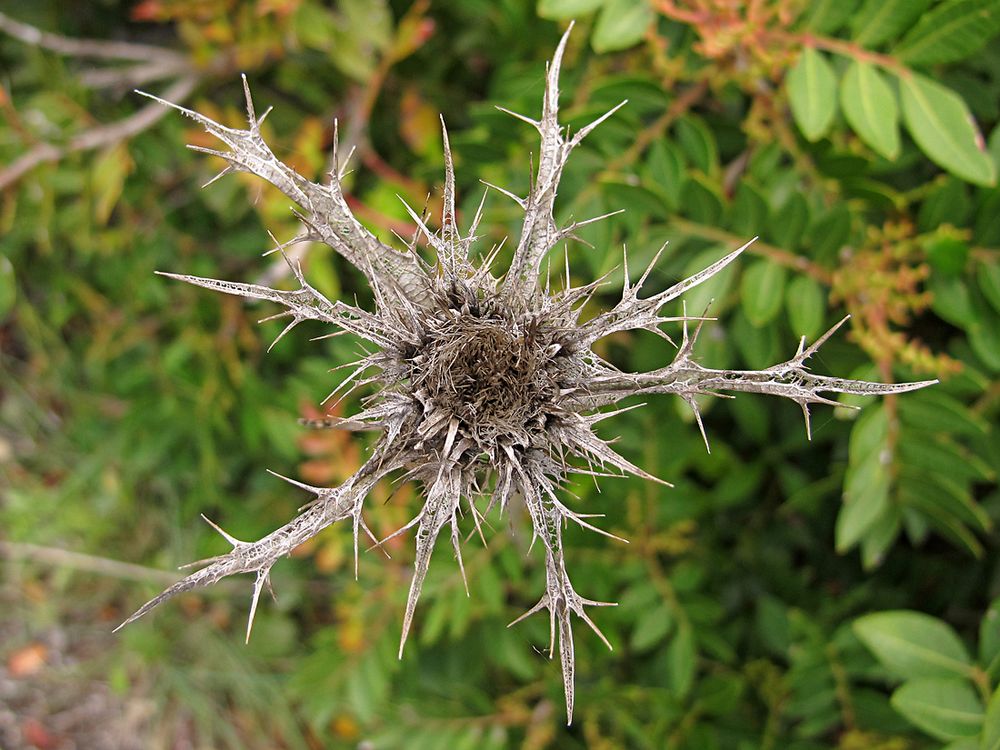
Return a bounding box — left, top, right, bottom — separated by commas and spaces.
139, 77, 431, 304
501, 23, 628, 301
0, 11, 186, 64
0, 76, 198, 191
115, 451, 395, 641
589, 316, 938, 440
0, 540, 180, 585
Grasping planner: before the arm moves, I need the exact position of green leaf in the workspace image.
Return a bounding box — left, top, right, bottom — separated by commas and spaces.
930, 273, 976, 328
849, 403, 889, 464
898, 437, 994, 486
861, 505, 902, 570
803, 0, 861, 34
740, 259, 787, 327
890, 678, 983, 741
898, 466, 991, 533
632, 604, 674, 651
975, 190, 1000, 245
807, 204, 852, 260
0, 256, 14, 319
841, 61, 900, 160
983, 686, 1000, 750
851, 0, 931, 47
667, 623, 696, 698
898, 390, 989, 438
538, 0, 605, 20
728, 182, 769, 236
835, 451, 890, 554
785, 275, 825, 339
899, 478, 985, 557
969, 306, 1000, 372
895, 0, 1000, 66
771, 192, 810, 251
854, 611, 974, 680
91, 144, 132, 225
837, 467, 890, 554
980, 599, 1000, 670
787, 48, 838, 142
979, 263, 1000, 314
919, 177, 972, 232
645, 140, 685, 210
945, 740, 981, 750
899, 73, 996, 186
680, 176, 724, 225
601, 181, 670, 220
675, 116, 718, 174
756, 596, 791, 657
926, 236, 970, 276
837, 408, 891, 553
592, 0, 653, 53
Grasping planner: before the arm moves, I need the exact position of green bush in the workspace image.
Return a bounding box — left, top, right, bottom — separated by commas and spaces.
1, 1, 998, 747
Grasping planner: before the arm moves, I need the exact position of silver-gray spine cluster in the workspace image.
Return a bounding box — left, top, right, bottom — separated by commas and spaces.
117, 26, 935, 723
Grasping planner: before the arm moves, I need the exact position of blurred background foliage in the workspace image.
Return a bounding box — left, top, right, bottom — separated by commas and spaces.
1, 0, 999, 747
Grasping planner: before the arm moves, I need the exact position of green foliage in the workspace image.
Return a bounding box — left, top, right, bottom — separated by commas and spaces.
1, 0, 999, 748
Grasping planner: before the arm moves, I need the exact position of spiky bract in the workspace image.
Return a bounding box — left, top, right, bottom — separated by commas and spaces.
117, 25, 936, 722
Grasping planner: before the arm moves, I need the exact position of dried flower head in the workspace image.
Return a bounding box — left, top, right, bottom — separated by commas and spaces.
117, 25, 936, 722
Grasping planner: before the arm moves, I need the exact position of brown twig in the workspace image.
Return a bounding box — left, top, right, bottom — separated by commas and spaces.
670, 216, 833, 283
0, 75, 198, 191
0, 540, 181, 585
771, 30, 908, 75
609, 79, 709, 170
0, 10, 185, 64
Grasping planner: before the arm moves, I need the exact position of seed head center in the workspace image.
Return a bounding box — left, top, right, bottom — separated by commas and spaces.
415, 313, 557, 444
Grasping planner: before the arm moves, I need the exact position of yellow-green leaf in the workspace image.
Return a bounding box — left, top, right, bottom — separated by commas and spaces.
0, 256, 14, 319
841, 61, 900, 160
891, 678, 983, 741
895, 0, 1000, 66
837, 408, 891, 552
538, 0, 605, 19
740, 259, 786, 327
854, 610, 974, 680
785, 275, 825, 340
787, 48, 838, 142
850, 0, 931, 47
592, 0, 652, 53
92, 144, 132, 225
983, 685, 1000, 750
899, 73, 996, 186
667, 623, 696, 698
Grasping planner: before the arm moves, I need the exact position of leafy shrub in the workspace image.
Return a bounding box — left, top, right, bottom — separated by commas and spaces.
1, 1, 998, 747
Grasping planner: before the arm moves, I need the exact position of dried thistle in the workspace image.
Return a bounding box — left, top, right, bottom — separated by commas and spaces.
117, 26, 935, 722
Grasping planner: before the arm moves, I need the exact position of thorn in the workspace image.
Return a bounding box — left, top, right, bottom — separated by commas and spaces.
800, 401, 813, 441
267, 318, 298, 352
265, 469, 322, 495
494, 105, 540, 130
200, 513, 243, 547
201, 166, 235, 189
622, 244, 630, 294
569, 99, 628, 147
685, 396, 711, 453
245, 568, 270, 644
479, 180, 525, 208
798, 315, 850, 362
186, 144, 229, 159
240, 73, 256, 125
636, 241, 669, 291
451, 518, 469, 596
